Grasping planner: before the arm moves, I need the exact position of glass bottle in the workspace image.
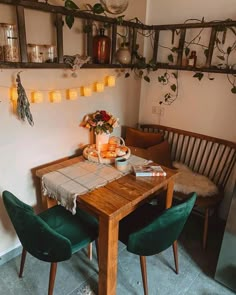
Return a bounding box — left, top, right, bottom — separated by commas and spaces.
2, 24, 19, 62
93, 28, 111, 64
188, 50, 197, 67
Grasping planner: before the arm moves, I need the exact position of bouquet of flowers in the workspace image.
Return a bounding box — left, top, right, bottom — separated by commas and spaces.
81, 110, 119, 134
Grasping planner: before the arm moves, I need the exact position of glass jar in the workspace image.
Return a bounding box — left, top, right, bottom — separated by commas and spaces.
1, 23, 19, 62
93, 28, 111, 64
27, 44, 44, 63
44, 45, 56, 63
0, 24, 4, 61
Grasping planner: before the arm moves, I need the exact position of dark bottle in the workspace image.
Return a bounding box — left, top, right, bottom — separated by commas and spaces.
93, 28, 111, 64
188, 50, 197, 67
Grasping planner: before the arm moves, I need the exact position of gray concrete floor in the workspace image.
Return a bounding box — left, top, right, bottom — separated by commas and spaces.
0, 215, 235, 295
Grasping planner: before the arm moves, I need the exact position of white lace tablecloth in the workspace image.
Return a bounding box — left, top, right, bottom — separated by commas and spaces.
42, 155, 148, 214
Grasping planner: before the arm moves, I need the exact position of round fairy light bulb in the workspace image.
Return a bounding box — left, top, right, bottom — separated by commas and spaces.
100, 0, 129, 14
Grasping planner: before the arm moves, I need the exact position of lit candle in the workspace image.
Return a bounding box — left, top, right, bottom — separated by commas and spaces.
32, 91, 43, 103
83, 86, 92, 97
51, 91, 62, 103
95, 82, 104, 92
68, 89, 78, 100
107, 76, 116, 87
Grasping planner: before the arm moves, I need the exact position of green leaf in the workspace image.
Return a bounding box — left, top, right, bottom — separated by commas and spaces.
116, 15, 125, 25
171, 84, 177, 92
204, 49, 209, 58
227, 47, 232, 55
93, 3, 105, 14
125, 73, 130, 78
217, 55, 225, 61
193, 72, 204, 81
65, 0, 79, 10
158, 76, 162, 82
171, 47, 178, 53
104, 22, 111, 29
185, 47, 190, 57
168, 54, 174, 63
144, 75, 150, 82
83, 24, 92, 33
231, 86, 236, 93
172, 72, 178, 79
139, 70, 143, 77
65, 15, 74, 29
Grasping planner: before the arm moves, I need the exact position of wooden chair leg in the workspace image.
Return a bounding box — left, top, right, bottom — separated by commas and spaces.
172, 240, 179, 274
140, 256, 148, 295
19, 248, 27, 278
48, 262, 57, 295
203, 208, 209, 250
88, 243, 93, 260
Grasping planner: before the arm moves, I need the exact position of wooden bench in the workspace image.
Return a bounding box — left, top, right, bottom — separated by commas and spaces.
139, 124, 236, 249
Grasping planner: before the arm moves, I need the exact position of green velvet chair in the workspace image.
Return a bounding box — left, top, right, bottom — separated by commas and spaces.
2, 190, 98, 295
119, 192, 196, 295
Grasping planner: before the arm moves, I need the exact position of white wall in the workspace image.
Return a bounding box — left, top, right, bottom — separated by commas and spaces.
0, 0, 146, 255
140, 0, 236, 218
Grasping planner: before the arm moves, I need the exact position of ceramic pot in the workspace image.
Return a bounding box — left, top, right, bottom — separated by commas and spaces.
116, 46, 131, 65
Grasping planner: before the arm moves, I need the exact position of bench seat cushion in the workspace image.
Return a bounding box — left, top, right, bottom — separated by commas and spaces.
173, 162, 219, 197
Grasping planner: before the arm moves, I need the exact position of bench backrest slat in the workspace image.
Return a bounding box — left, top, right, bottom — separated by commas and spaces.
140, 124, 236, 189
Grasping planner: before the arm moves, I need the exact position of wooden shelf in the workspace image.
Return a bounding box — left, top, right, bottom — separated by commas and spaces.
0, 0, 236, 75
0, 62, 130, 69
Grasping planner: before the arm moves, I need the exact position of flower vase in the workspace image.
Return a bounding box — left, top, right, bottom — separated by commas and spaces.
96, 133, 110, 151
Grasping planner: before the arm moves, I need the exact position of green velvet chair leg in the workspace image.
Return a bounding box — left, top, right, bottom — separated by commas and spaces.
19, 248, 27, 278
203, 208, 209, 250
172, 240, 179, 274
95, 239, 99, 265
140, 256, 148, 295
49, 262, 57, 295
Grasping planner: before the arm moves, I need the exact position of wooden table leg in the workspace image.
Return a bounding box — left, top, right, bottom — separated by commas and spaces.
98, 216, 119, 295
166, 179, 174, 209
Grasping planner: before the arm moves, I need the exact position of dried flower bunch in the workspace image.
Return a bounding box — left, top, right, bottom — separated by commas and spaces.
82, 110, 119, 134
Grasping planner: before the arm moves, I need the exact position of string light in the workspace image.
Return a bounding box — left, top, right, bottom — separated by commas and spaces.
68, 89, 78, 100
3, 73, 117, 104
11, 87, 18, 102
95, 82, 104, 92
82, 86, 92, 97
50, 91, 62, 103
106, 76, 116, 87
32, 91, 43, 103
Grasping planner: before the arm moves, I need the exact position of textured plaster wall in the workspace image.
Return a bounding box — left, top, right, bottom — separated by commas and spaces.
0, 0, 146, 255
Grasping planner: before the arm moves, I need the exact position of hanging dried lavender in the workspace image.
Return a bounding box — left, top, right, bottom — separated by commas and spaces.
16, 72, 34, 126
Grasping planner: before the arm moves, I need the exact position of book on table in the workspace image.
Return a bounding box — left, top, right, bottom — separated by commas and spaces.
133, 164, 167, 177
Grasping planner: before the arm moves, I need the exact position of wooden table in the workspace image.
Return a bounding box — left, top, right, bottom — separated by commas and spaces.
36, 156, 178, 295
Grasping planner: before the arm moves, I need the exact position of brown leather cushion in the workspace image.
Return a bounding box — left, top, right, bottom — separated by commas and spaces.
125, 127, 163, 148
129, 140, 172, 168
